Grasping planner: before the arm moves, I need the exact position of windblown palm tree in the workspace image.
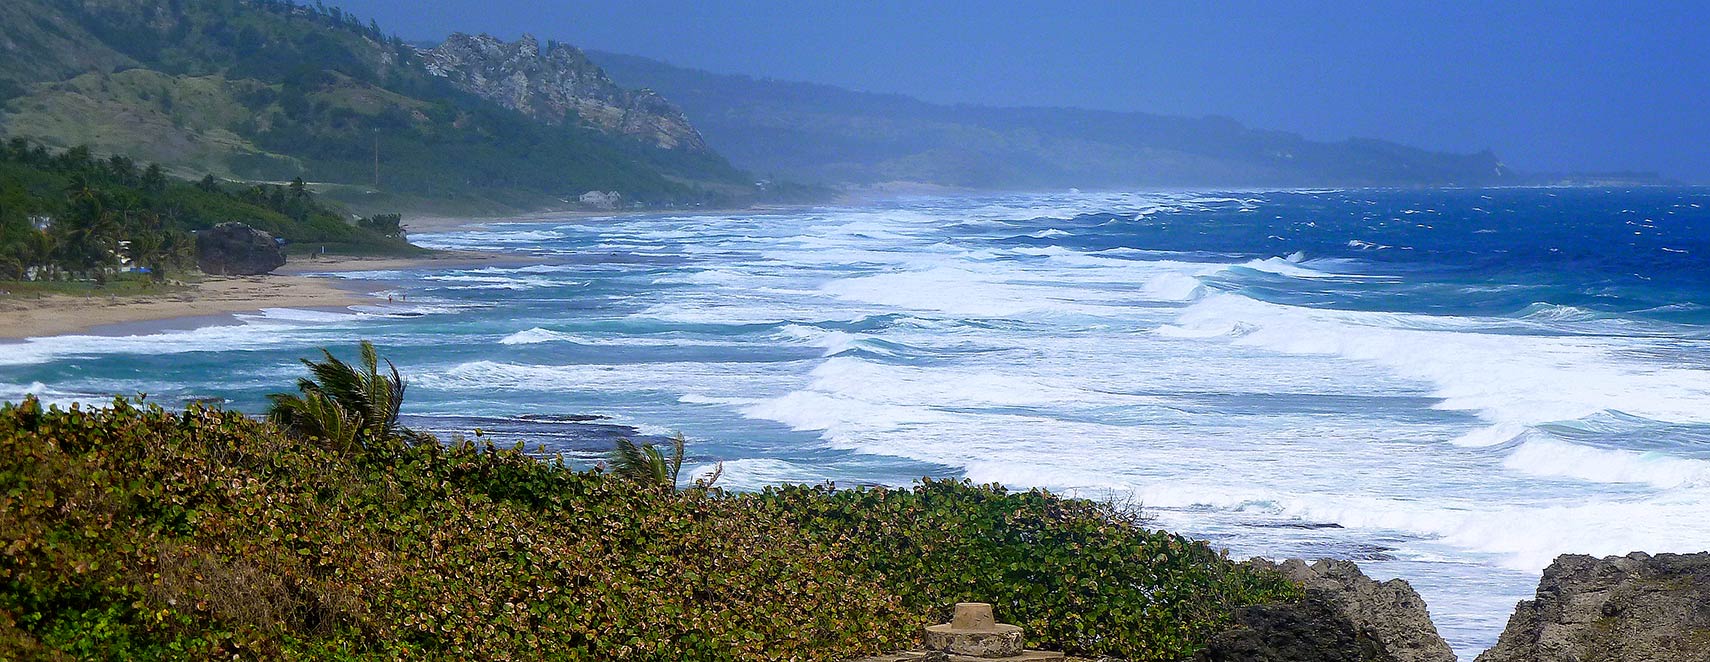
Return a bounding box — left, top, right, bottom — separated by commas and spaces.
610, 433, 721, 490
51, 206, 120, 275
268, 341, 429, 453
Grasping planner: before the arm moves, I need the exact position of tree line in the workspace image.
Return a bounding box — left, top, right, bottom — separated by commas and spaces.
0, 139, 411, 282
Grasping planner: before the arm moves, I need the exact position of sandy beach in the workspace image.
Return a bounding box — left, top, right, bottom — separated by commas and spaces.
0, 207, 763, 342
0, 275, 371, 340
0, 247, 552, 340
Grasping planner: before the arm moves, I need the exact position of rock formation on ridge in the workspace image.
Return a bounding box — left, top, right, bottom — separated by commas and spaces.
419, 33, 709, 152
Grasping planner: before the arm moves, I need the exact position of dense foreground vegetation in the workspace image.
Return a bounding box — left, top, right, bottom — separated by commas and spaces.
0, 346, 1299, 660
0, 139, 413, 281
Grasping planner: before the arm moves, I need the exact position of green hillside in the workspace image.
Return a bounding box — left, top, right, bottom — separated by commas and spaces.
0, 0, 757, 212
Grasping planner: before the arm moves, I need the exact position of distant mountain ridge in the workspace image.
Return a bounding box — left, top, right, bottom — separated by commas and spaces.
0, 0, 754, 212
0, 0, 1549, 211
589, 50, 1514, 190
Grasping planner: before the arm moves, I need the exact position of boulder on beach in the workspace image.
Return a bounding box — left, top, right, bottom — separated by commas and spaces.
196, 222, 286, 275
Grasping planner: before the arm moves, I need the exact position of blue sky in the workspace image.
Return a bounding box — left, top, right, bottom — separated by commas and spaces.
333, 1, 1710, 181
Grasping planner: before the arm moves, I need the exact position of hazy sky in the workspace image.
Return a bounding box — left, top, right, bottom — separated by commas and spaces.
334, 0, 1709, 181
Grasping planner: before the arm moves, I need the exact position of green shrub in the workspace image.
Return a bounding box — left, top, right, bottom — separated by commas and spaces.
0, 397, 1296, 660
756, 481, 1300, 660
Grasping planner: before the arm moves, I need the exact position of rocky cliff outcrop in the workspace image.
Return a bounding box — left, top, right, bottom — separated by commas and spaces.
1477, 552, 1710, 662
418, 33, 708, 152
196, 222, 285, 275
1197, 559, 1455, 662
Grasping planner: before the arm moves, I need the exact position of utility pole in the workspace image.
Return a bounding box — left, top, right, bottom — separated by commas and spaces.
372, 128, 380, 189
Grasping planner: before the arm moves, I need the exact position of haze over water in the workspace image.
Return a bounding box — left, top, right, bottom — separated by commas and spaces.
7, 187, 1710, 657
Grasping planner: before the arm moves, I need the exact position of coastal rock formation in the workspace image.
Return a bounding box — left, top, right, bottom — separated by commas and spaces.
418, 33, 709, 152
195, 222, 285, 275
1476, 552, 1710, 662
1197, 559, 1454, 662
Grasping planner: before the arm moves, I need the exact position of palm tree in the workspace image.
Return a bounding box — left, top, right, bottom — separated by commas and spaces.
268, 341, 428, 453
63, 173, 99, 208
609, 433, 721, 490
126, 230, 165, 281
51, 183, 122, 276
23, 230, 58, 280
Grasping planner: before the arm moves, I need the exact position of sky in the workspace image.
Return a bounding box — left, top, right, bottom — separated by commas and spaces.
332, 0, 1710, 182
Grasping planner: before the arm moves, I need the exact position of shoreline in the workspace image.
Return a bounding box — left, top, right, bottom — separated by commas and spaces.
276, 248, 546, 274
0, 248, 546, 341
2, 200, 933, 342
0, 274, 374, 341
0, 206, 626, 342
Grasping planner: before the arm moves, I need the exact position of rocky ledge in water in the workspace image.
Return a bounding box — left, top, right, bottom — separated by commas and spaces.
1477, 552, 1710, 662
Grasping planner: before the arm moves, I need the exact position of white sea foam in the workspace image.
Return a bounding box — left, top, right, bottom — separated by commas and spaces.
237, 307, 360, 323
1237, 255, 1394, 280
499, 328, 572, 345
821, 268, 1061, 317
0, 381, 85, 408
0, 315, 336, 367
419, 359, 801, 397
685, 458, 831, 491
1162, 293, 1710, 427
497, 327, 756, 349
1450, 423, 1528, 448
410, 229, 563, 249
420, 273, 565, 290
15, 190, 1710, 657
1503, 438, 1710, 489
774, 325, 864, 355
1140, 273, 1207, 301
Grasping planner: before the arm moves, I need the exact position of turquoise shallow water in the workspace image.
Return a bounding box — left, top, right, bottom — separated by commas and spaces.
7, 188, 1710, 658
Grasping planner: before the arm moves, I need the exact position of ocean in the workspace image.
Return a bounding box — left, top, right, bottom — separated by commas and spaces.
6, 187, 1710, 657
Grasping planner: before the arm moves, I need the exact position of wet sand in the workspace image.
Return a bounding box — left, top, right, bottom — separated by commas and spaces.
0, 275, 371, 340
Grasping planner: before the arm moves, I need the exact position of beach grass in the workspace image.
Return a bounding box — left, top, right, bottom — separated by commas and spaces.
0, 275, 189, 299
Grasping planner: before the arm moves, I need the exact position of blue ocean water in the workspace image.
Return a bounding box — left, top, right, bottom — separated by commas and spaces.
7, 187, 1710, 658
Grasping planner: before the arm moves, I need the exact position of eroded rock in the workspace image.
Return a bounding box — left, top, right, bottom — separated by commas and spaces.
1199, 559, 1454, 662
1476, 552, 1710, 662
195, 222, 285, 275
419, 33, 709, 152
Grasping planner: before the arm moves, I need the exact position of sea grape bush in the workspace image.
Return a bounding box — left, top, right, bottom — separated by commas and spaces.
754, 481, 1301, 660
0, 396, 1297, 660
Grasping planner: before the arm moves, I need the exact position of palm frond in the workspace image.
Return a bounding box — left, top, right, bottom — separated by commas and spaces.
611, 437, 679, 489
694, 461, 724, 490
267, 341, 426, 453
609, 432, 705, 490
267, 391, 360, 453
666, 432, 686, 484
